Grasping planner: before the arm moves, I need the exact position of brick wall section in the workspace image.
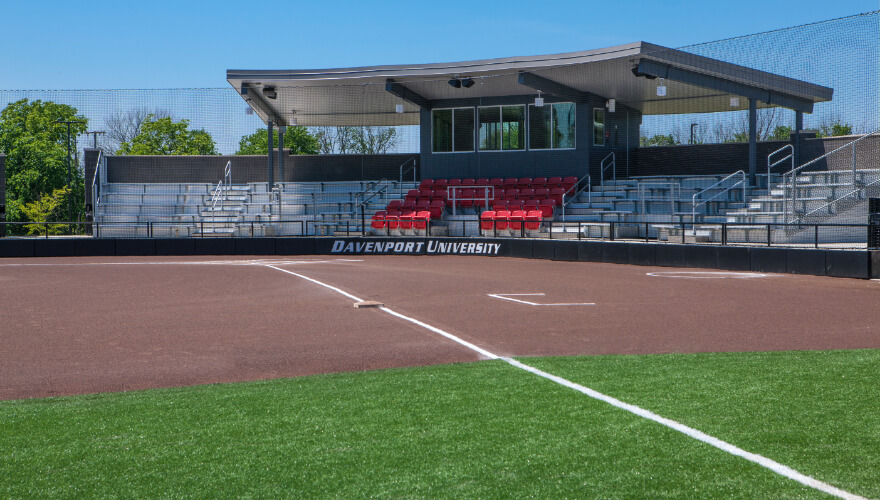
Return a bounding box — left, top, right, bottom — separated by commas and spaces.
630, 135, 879, 178
103, 153, 418, 184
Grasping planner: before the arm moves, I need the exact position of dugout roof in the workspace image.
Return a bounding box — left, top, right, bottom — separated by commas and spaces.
226, 41, 833, 127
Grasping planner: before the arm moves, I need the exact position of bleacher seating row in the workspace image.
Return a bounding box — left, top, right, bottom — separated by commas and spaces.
419, 177, 577, 191
371, 210, 431, 235
480, 210, 544, 235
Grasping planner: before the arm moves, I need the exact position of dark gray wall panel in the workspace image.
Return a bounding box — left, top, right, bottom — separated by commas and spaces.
628, 243, 656, 266
553, 241, 579, 261
825, 251, 868, 279
75, 238, 116, 256
655, 244, 686, 267
717, 246, 751, 271
786, 249, 826, 276
116, 239, 156, 256
195, 238, 235, 255
34, 239, 76, 257
0, 239, 34, 257
750, 247, 787, 273
684, 245, 717, 269
871, 251, 880, 279
156, 238, 196, 256
235, 238, 276, 255
501, 239, 533, 259
532, 240, 555, 260
602, 242, 631, 264
578, 241, 603, 262
277, 238, 316, 255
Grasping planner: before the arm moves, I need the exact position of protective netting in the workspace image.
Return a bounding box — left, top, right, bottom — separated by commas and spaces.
0, 11, 877, 246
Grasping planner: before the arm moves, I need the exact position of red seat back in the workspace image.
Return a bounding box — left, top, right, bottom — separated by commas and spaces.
548, 177, 563, 188
434, 179, 448, 188
387, 200, 403, 209
508, 200, 525, 210
532, 177, 548, 188
447, 178, 461, 187
494, 210, 511, 230
550, 188, 565, 205
461, 178, 475, 186
524, 200, 540, 209
502, 189, 519, 201
517, 178, 533, 189
419, 179, 434, 190
428, 200, 445, 219
492, 200, 508, 211
476, 178, 490, 186
534, 188, 550, 199
459, 188, 475, 207
502, 177, 518, 190
518, 188, 535, 200
405, 189, 419, 201
562, 176, 578, 190
402, 200, 417, 210
538, 199, 556, 217
414, 211, 431, 229
415, 200, 430, 210
525, 210, 543, 230
480, 210, 496, 230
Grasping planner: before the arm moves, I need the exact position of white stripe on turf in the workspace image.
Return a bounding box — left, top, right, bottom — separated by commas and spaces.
264, 265, 866, 500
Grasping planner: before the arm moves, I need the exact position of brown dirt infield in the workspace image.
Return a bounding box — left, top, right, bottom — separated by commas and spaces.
1, 255, 878, 400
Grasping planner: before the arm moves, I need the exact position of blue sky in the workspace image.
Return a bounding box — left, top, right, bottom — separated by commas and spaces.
2, 0, 877, 89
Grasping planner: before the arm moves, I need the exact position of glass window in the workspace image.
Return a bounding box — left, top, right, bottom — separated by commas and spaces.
454, 108, 474, 152
553, 102, 576, 149
593, 108, 605, 146
432, 108, 473, 153
529, 102, 576, 149
479, 105, 525, 151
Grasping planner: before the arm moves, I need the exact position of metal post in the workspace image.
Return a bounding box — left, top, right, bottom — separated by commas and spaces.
267, 120, 274, 192
794, 111, 803, 167
278, 125, 286, 186
852, 144, 857, 187
748, 98, 757, 187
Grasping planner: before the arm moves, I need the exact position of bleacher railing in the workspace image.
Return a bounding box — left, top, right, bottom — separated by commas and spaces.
691, 170, 746, 225
600, 152, 616, 188
560, 173, 590, 221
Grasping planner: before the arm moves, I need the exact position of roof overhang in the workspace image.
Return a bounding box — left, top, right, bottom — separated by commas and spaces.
227, 41, 833, 127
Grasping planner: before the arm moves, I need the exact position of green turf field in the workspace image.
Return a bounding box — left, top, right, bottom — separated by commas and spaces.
2, 350, 878, 498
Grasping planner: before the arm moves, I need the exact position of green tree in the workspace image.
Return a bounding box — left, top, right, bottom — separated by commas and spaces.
639, 134, 678, 147
818, 120, 853, 137
0, 99, 88, 230
117, 115, 217, 155
235, 127, 319, 155
768, 125, 792, 141
20, 187, 71, 235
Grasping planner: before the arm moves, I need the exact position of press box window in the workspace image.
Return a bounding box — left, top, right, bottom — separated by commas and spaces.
432, 108, 474, 153
479, 105, 525, 151
593, 108, 606, 146
528, 102, 576, 150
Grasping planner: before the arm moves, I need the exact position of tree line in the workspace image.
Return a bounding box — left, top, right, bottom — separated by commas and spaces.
0, 99, 399, 233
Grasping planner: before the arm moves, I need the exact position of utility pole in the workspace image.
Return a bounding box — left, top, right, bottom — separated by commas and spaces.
56, 119, 86, 232
84, 130, 106, 149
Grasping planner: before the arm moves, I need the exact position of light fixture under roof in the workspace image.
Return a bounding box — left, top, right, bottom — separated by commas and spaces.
535, 91, 544, 107
395, 104, 404, 113
289, 111, 297, 126
448, 78, 462, 88
730, 97, 740, 107
606, 99, 616, 113
656, 78, 667, 97
460, 78, 475, 88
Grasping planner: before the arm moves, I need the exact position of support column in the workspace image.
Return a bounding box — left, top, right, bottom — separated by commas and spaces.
794, 110, 803, 168
748, 98, 757, 186
278, 125, 285, 184
267, 120, 274, 191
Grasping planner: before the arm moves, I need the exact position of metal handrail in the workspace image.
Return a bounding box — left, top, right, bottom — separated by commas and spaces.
399, 157, 417, 184
223, 161, 232, 200
795, 174, 880, 222
691, 170, 746, 225
638, 181, 681, 216
600, 152, 615, 188
767, 144, 793, 184
90, 150, 105, 209
782, 129, 880, 222
448, 185, 495, 216
561, 173, 591, 221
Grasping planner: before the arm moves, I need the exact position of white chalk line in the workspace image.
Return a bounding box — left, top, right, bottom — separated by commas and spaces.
264, 264, 865, 500
646, 271, 768, 279
487, 293, 595, 306
0, 258, 363, 267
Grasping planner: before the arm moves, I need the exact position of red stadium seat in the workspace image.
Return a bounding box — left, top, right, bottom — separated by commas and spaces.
534, 188, 550, 200
539, 199, 556, 218
492, 200, 509, 211
462, 178, 475, 186
525, 210, 543, 231
532, 177, 548, 188
508, 200, 525, 211
548, 177, 563, 189
371, 211, 387, 231
387, 200, 403, 210
428, 200, 445, 219
489, 178, 504, 190
413, 211, 431, 232
502, 178, 518, 190
385, 213, 400, 232
518, 188, 535, 200
402, 199, 417, 211
434, 179, 448, 189
517, 178, 533, 190
509, 210, 526, 233
524, 200, 540, 211
476, 178, 490, 186
480, 211, 496, 231
419, 179, 434, 190
415, 200, 430, 210
432, 189, 447, 200
562, 176, 578, 191
549, 188, 565, 206
419, 188, 433, 200
447, 178, 462, 187
459, 188, 475, 208
399, 211, 414, 231
405, 189, 419, 202
502, 189, 519, 201
494, 210, 511, 231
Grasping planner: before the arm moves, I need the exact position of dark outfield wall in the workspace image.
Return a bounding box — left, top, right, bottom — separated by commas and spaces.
631, 135, 879, 178
0, 236, 875, 280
